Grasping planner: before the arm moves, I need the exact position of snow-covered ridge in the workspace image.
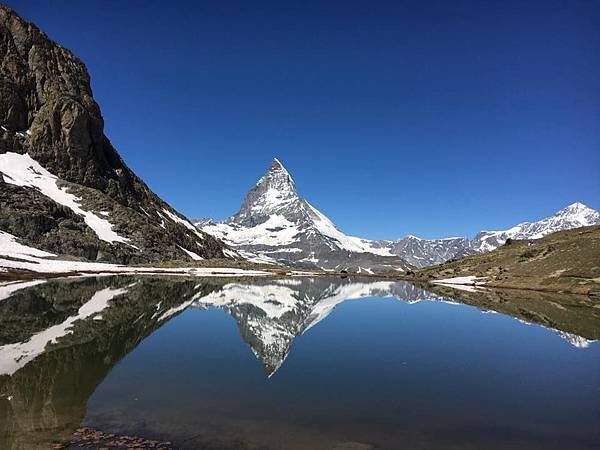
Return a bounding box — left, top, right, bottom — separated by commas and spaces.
304, 200, 395, 256
379, 202, 599, 266
0, 152, 131, 245
0, 152, 228, 262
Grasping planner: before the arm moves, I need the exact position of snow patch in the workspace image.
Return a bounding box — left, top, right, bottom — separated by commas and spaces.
0, 152, 132, 245
431, 276, 486, 292
177, 245, 204, 261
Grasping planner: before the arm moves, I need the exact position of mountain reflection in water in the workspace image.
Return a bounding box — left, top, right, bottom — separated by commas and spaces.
0, 275, 598, 450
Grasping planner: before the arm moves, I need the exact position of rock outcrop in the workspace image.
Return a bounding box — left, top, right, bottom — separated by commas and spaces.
0, 5, 226, 263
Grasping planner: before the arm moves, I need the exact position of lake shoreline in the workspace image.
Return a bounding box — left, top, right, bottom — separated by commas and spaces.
2, 266, 597, 297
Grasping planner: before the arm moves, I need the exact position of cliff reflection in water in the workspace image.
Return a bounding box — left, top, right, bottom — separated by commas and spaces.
0, 275, 598, 449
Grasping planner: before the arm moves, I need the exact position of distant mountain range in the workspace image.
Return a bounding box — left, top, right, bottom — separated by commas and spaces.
0, 5, 227, 264
198, 159, 600, 271
376, 201, 600, 268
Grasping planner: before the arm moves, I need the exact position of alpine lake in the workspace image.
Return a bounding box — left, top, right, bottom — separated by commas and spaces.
0, 275, 598, 450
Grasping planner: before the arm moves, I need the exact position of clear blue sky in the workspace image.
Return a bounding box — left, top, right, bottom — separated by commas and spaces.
6, 0, 599, 239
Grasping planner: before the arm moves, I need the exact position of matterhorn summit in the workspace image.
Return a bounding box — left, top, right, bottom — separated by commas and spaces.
198, 159, 411, 272
228, 158, 304, 227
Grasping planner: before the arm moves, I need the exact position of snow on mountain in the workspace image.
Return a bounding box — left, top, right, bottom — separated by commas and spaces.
0, 152, 132, 246
0, 229, 268, 277
199, 159, 410, 272
381, 235, 472, 268
197, 158, 598, 270
471, 202, 600, 252
382, 202, 600, 267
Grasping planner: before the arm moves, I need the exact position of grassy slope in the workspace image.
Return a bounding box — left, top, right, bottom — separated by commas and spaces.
411, 225, 600, 295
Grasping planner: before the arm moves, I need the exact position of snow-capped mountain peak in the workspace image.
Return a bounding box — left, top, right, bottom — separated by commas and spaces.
270, 157, 292, 180
471, 202, 600, 252
227, 158, 299, 227
553, 202, 599, 223
260, 157, 296, 194
199, 159, 411, 272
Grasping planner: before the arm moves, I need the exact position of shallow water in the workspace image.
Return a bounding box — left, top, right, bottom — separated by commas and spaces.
0, 276, 598, 449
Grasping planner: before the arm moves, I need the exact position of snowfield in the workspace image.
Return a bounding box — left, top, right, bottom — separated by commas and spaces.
207, 214, 302, 247
431, 275, 487, 292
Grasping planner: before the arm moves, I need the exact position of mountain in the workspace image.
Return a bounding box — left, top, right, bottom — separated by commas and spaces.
197, 155, 599, 270
470, 202, 600, 252
378, 202, 600, 268
375, 235, 473, 268
412, 225, 600, 295
0, 5, 227, 264
199, 158, 411, 272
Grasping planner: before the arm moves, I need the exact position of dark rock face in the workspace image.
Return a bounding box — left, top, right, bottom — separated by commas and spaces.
0, 5, 226, 263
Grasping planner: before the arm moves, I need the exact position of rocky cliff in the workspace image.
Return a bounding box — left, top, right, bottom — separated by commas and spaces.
0, 4, 226, 264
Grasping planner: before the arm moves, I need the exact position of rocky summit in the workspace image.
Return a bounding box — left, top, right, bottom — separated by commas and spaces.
0, 5, 227, 264
199, 158, 412, 273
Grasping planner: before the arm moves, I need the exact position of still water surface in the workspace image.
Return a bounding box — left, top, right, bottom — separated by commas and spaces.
0, 276, 598, 449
